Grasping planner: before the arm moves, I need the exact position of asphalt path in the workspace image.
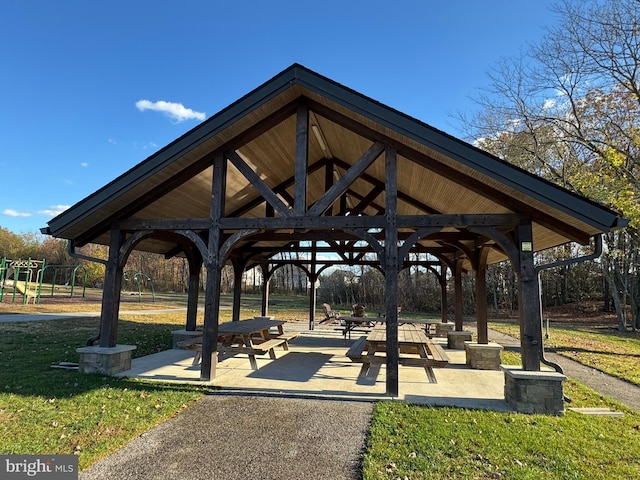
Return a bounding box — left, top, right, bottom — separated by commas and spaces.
79, 395, 373, 480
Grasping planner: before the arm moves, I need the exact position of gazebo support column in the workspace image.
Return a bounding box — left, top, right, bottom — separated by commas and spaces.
440, 262, 448, 323
185, 253, 202, 331
78, 229, 135, 375
308, 272, 319, 330
475, 247, 489, 343
200, 154, 226, 381
173, 246, 205, 349
231, 258, 246, 321
384, 146, 400, 397
260, 263, 272, 317
518, 219, 543, 371
454, 259, 464, 330
99, 229, 125, 348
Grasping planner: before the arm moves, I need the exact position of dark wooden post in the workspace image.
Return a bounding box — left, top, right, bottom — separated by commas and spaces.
231, 257, 246, 321
384, 145, 400, 397
294, 103, 309, 216
308, 272, 318, 330
201, 154, 226, 381
308, 245, 318, 330
475, 247, 489, 343
518, 219, 542, 371
454, 258, 464, 329
99, 229, 125, 347
440, 262, 448, 323
260, 262, 271, 317
185, 250, 202, 331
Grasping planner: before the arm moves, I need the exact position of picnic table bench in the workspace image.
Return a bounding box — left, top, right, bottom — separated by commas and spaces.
177, 318, 298, 373
345, 324, 449, 383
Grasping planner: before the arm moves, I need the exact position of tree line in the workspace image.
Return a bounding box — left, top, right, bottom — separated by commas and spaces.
0, 226, 608, 321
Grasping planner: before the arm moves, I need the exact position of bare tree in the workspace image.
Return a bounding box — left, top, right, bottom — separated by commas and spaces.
459, 0, 640, 330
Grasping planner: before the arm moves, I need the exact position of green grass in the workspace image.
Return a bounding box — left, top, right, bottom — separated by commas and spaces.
363, 349, 640, 479
363, 389, 640, 480
489, 320, 640, 387
2, 297, 640, 477
0, 314, 211, 470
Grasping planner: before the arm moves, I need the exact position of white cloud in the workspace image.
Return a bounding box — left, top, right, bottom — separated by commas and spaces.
135, 99, 205, 123
80, 162, 88, 167
3, 209, 31, 218
38, 205, 70, 217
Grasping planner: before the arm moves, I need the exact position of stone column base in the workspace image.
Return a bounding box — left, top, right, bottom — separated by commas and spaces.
502, 366, 567, 415
172, 329, 203, 349
435, 322, 455, 337
464, 341, 503, 370
76, 345, 136, 375
447, 331, 473, 349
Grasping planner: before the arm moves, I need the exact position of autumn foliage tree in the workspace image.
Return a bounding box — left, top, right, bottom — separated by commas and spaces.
461, 0, 640, 330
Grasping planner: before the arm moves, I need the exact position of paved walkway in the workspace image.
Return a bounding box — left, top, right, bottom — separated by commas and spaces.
0, 309, 188, 323
80, 396, 372, 480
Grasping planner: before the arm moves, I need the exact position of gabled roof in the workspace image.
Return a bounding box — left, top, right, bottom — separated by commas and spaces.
44, 64, 626, 266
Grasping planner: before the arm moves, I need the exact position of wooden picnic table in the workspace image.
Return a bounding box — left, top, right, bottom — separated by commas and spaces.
346, 324, 449, 383
178, 318, 299, 376
336, 317, 444, 340
335, 316, 383, 340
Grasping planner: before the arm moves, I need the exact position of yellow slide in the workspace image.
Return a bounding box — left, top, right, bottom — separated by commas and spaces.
4, 279, 38, 300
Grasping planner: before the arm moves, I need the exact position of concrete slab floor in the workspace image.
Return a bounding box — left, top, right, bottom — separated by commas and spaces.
116, 322, 512, 412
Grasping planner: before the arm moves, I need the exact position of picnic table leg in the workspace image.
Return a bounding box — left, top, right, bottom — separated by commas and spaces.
192, 349, 201, 366
359, 343, 376, 378
418, 344, 437, 383
211, 351, 218, 379
241, 335, 260, 370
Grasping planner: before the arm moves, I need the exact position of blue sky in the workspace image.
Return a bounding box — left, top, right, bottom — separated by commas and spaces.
1, 0, 557, 235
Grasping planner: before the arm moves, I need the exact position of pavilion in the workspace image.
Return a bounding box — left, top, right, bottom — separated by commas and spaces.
43, 64, 626, 411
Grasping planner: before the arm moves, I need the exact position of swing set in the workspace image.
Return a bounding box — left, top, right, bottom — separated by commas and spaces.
122, 270, 156, 302
42, 264, 88, 298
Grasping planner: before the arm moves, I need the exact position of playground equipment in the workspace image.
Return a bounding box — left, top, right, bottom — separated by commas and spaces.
42, 264, 88, 298
0, 257, 45, 304
122, 270, 155, 302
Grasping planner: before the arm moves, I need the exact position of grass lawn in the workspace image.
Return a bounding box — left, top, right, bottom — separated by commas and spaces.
1, 296, 640, 477
363, 350, 640, 479
488, 319, 640, 387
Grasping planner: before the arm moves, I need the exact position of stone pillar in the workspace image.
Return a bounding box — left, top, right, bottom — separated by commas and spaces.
435, 322, 455, 337
447, 330, 472, 349
465, 341, 503, 370
503, 366, 567, 415
77, 345, 136, 375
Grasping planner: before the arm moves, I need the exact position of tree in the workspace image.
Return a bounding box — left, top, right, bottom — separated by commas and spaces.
460, 0, 640, 330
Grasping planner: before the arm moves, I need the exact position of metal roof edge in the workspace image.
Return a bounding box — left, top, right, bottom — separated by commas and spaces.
47, 65, 304, 236
47, 63, 626, 238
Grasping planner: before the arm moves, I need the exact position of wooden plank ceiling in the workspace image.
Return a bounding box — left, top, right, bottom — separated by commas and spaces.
44, 64, 625, 271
